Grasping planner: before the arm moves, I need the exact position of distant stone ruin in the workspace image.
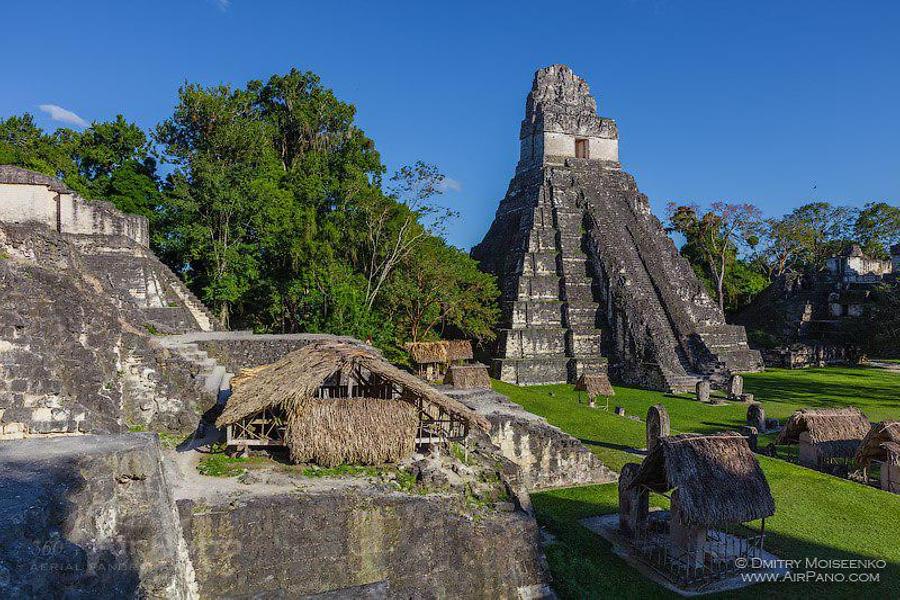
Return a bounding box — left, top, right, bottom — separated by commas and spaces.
472, 65, 762, 391
734, 244, 900, 368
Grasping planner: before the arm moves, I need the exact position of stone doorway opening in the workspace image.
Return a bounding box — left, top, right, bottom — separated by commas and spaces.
575, 138, 589, 158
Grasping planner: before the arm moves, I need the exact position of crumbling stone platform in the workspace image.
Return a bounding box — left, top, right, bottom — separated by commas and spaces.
444, 387, 616, 490
0, 434, 197, 598
0, 431, 555, 599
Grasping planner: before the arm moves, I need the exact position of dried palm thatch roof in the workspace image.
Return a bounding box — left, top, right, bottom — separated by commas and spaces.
286, 397, 418, 467
854, 421, 900, 468
407, 341, 450, 364
216, 340, 490, 441
629, 433, 775, 527
776, 407, 870, 458
444, 364, 490, 389
575, 373, 615, 397
446, 340, 474, 362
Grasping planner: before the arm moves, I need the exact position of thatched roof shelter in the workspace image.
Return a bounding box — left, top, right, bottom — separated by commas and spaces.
216, 340, 490, 465
776, 407, 870, 458
575, 373, 615, 398
854, 421, 900, 468
628, 433, 775, 527
406, 341, 450, 365
446, 340, 474, 362
444, 364, 490, 389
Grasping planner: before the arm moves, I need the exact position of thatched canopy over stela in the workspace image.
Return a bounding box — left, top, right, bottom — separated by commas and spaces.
629, 433, 775, 527
855, 420, 900, 468
777, 407, 870, 457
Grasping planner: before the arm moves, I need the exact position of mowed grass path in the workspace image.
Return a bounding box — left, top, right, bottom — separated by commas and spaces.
493, 366, 900, 598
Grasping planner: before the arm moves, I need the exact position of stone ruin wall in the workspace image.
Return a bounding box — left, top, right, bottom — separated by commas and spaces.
0, 433, 552, 599
0, 230, 216, 438
0, 180, 149, 247
446, 387, 617, 490
0, 206, 222, 439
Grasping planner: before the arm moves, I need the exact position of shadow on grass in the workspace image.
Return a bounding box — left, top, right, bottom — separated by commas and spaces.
578, 438, 646, 456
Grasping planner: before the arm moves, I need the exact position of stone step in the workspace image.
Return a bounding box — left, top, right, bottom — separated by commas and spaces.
497, 328, 567, 358
563, 302, 601, 328
565, 329, 603, 356
517, 252, 559, 276
561, 281, 597, 303
559, 257, 593, 278
507, 275, 562, 301
569, 357, 609, 381
553, 216, 584, 235
504, 301, 564, 328
529, 206, 555, 230
526, 228, 561, 253
493, 356, 570, 386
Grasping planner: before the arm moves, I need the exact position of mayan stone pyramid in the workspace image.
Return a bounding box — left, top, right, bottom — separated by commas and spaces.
472, 65, 762, 391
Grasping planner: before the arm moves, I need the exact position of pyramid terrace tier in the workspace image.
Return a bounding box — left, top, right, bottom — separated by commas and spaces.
493, 356, 608, 386
498, 328, 602, 359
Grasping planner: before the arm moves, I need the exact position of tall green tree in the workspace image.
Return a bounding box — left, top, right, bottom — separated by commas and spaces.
153, 69, 498, 352
667, 201, 762, 313
155, 83, 287, 327
853, 202, 900, 258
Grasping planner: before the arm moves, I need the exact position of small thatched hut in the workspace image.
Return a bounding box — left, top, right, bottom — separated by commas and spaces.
854, 420, 900, 493
444, 363, 491, 390
216, 341, 490, 466
407, 341, 450, 381
576, 373, 614, 408
622, 433, 775, 569
776, 407, 870, 468
446, 340, 475, 364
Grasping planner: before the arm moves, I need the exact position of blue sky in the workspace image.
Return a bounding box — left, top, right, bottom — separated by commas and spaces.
3, 1, 898, 249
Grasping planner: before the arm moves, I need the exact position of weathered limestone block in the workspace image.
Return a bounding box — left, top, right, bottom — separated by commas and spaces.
445, 388, 616, 490
747, 403, 766, 431
618, 463, 648, 538
729, 374, 744, 399
696, 380, 711, 403
493, 357, 570, 386
670, 490, 706, 569
799, 431, 820, 467
646, 404, 670, 452
0, 434, 196, 598
739, 425, 759, 451
499, 328, 567, 358
177, 485, 551, 599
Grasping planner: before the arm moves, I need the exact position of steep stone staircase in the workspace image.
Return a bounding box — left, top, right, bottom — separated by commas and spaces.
494, 170, 608, 385
155, 336, 234, 406
71, 236, 219, 333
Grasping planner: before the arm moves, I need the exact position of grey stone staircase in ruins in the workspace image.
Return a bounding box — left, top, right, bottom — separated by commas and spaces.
473, 65, 762, 392
492, 171, 608, 385
155, 336, 235, 406
70, 236, 219, 334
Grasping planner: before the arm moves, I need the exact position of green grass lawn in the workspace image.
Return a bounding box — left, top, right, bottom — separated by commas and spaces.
493, 366, 900, 598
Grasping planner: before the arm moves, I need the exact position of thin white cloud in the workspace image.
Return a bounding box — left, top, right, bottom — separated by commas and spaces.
439, 177, 463, 193
38, 104, 88, 128
212, 0, 231, 10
